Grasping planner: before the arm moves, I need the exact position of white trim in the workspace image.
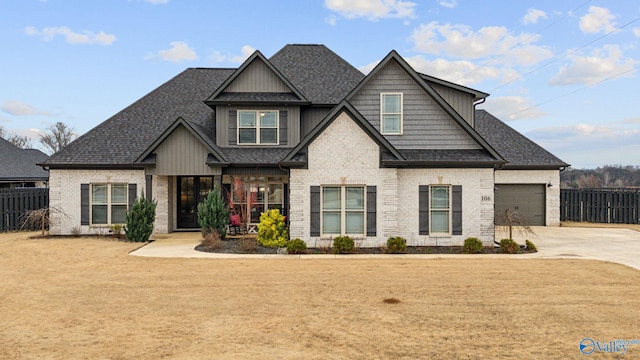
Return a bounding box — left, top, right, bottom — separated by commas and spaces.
90, 183, 128, 226
320, 185, 366, 237
237, 110, 279, 145
429, 184, 452, 235
380, 92, 403, 135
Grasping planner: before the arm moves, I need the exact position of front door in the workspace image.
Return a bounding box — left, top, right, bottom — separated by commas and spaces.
177, 176, 214, 229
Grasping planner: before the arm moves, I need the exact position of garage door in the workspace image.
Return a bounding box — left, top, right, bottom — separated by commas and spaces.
494, 184, 546, 226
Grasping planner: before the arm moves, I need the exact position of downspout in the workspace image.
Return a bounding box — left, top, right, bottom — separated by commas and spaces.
472, 98, 486, 128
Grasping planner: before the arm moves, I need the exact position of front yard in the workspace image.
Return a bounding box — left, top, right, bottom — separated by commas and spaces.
1, 231, 639, 359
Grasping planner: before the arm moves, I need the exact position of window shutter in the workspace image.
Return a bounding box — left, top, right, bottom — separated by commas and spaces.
279, 110, 288, 146
452, 185, 462, 235
81, 184, 90, 225
228, 110, 237, 146
145, 175, 152, 200
310, 186, 320, 237
419, 185, 429, 235
128, 184, 137, 210
366, 186, 376, 236
282, 183, 289, 218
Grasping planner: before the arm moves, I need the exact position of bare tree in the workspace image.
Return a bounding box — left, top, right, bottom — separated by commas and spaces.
7, 134, 33, 149
496, 208, 536, 241
39, 121, 75, 154
0, 125, 6, 139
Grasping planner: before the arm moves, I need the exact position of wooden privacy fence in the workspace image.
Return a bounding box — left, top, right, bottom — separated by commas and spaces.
560, 188, 639, 224
0, 188, 49, 232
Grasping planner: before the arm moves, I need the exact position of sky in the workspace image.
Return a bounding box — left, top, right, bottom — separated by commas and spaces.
1, 0, 639, 169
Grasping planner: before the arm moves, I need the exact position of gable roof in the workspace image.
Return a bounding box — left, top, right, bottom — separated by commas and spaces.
475, 110, 569, 169
205, 50, 308, 105
135, 117, 227, 165
419, 73, 489, 102
281, 101, 404, 167
43, 67, 235, 167
0, 137, 49, 181
270, 44, 365, 105
346, 50, 505, 164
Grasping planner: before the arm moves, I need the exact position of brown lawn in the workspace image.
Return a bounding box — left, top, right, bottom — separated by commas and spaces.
1, 232, 639, 359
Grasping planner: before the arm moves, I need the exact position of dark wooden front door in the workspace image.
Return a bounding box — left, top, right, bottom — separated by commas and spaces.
177, 176, 214, 229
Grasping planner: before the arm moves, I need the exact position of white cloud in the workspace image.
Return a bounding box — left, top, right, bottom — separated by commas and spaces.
634, 28, 640, 37
325, 15, 338, 26
156, 41, 198, 63
144, 0, 168, 4
24, 26, 115, 45
478, 96, 547, 120
579, 6, 616, 34
411, 22, 552, 67
1, 100, 52, 117
208, 45, 256, 65
522, 8, 547, 25
325, 0, 416, 20
549, 45, 636, 86
439, 1, 457, 9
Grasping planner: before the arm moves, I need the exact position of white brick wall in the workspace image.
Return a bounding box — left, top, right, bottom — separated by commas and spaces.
495, 169, 561, 226
49, 169, 146, 235
289, 111, 496, 247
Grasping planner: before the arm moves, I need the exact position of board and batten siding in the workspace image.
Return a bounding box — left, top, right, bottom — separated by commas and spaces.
148, 126, 221, 176
350, 59, 481, 150
301, 107, 332, 138
430, 83, 475, 127
225, 59, 290, 93
216, 105, 300, 147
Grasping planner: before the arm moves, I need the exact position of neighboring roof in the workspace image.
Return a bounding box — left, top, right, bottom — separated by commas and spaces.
475, 110, 570, 169
419, 73, 489, 101
43, 67, 235, 167
345, 50, 505, 165
270, 44, 365, 105
0, 138, 49, 181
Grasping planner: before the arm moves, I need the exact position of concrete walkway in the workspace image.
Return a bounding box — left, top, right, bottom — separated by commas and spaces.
130, 226, 640, 270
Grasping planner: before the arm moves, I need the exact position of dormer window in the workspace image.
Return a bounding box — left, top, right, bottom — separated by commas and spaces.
380, 93, 403, 135
238, 110, 279, 145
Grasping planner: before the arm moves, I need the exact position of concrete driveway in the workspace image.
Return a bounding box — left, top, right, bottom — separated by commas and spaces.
502, 226, 640, 270
132, 226, 640, 270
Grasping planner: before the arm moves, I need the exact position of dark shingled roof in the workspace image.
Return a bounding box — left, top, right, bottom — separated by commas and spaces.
475, 109, 569, 169
0, 137, 49, 181
221, 148, 292, 164
43, 68, 235, 166
210, 92, 305, 104
269, 44, 365, 104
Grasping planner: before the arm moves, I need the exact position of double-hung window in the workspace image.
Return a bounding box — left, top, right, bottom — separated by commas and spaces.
430, 185, 451, 234
321, 186, 365, 236
91, 184, 128, 225
238, 110, 278, 145
381, 93, 402, 135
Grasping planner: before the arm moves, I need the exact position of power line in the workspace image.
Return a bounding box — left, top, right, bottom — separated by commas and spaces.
490, 15, 640, 93
502, 63, 640, 119
453, 0, 593, 84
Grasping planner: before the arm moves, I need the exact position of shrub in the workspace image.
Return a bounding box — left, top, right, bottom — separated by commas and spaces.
332, 236, 354, 254
525, 239, 537, 252
239, 237, 257, 253
386, 237, 407, 254
197, 187, 229, 238
499, 238, 520, 254
256, 208, 288, 248
110, 224, 124, 239
200, 231, 223, 250
125, 193, 157, 242
287, 238, 307, 254
463, 237, 483, 254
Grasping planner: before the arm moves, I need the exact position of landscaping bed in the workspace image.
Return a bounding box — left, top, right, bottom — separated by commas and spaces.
195, 237, 536, 254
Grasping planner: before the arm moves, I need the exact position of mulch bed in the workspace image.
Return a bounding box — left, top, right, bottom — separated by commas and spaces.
195, 238, 536, 255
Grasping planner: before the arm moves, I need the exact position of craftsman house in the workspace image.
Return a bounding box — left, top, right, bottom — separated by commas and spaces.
43, 44, 568, 245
